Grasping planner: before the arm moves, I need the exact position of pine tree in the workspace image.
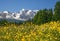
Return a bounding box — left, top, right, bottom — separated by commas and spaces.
54, 1, 60, 21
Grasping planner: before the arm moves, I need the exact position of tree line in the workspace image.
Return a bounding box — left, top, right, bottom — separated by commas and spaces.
33, 1, 60, 25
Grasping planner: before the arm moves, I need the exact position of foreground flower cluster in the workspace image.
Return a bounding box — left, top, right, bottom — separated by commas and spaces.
0, 21, 60, 41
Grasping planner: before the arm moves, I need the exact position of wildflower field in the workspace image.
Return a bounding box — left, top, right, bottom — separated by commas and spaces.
0, 21, 60, 41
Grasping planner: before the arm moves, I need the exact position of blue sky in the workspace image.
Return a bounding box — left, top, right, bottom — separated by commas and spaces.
0, 0, 59, 12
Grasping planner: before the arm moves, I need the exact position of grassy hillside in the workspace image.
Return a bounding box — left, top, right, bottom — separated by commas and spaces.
0, 21, 60, 41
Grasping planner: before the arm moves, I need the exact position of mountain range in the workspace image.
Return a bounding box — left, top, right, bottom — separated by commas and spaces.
0, 9, 38, 22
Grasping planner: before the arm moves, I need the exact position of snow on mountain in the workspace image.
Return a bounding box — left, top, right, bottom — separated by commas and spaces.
26, 10, 32, 15
3, 11, 8, 14
0, 9, 39, 21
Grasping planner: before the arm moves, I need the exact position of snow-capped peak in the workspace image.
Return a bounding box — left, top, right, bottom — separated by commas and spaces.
3, 11, 8, 13
22, 9, 25, 11
27, 10, 32, 14
0, 9, 39, 21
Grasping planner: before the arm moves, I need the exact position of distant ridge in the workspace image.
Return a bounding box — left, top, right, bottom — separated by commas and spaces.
0, 9, 38, 21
